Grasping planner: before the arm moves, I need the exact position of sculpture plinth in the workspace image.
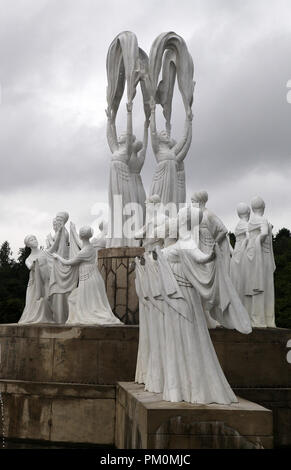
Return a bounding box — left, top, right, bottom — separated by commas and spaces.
98, 247, 144, 324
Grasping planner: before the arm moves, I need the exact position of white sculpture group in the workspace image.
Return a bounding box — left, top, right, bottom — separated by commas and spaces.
19, 213, 120, 326
106, 31, 194, 246
134, 205, 251, 404
19, 31, 278, 406
231, 196, 276, 328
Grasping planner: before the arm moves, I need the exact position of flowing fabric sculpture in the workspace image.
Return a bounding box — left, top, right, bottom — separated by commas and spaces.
106, 31, 150, 247
244, 197, 276, 328
134, 207, 251, 404
53, 226, 122, 325
148, 32, 195, 205
230, 203, 250, 304
19, 235, 53, 324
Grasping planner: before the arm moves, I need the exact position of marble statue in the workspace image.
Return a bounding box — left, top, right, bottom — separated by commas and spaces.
47, 211, 71, 323
148, 32, 195, 205
128, 120, 149, 224
53, 226, 122, 325
19, 235, 53, 324
135, 206, 251, 404
105, 31, 150, 247
244, 197, 276, 328
230, 203, 250, 304
149, 98, 193, 205
191, 191, 231, 273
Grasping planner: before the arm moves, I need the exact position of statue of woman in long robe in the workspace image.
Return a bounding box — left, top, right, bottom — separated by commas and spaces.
136, 207, 241, 404
106, 102, 139, 247
244, 197, 276, 328
19, 235, 53, 324
149, 98, 192, 206
53, 226, 122, 325
230, 203, 250, 305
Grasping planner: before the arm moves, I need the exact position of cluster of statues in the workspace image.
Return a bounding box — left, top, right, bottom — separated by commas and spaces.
18, 30, 277, 406
105, 31, 194, 246
133, 192, 276, 404
19, 212, 120, 326
231, 196, 276, 328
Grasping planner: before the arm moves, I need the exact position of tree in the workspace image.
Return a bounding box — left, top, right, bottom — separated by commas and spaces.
0, 241, 13, 267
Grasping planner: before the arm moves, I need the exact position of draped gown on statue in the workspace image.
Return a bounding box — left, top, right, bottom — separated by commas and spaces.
66, 245, 122, 325
19, 252, 53, 324
159, 242, 238, 404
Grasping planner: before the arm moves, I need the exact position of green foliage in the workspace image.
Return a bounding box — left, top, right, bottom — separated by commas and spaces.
0, 242, 28, 324
273, 228, 291, 328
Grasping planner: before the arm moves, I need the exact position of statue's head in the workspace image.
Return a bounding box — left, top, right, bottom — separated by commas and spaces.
79, 225, 94, 241
56, 211, 69, 227
237, 202, 251, 220
251, 196, 265, 215
191, 190, 208, 208
24, 234, 38, 249
158, 130, 170, 144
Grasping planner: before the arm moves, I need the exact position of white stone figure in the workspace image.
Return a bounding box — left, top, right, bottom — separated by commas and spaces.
149, 97, 193, 205
191, 191, 231, 273
149, 32, 195, 205
47, 211, 71, 323
53, 226, 122, 326
134, 194, 168, 252
91, 220, 108, 258
19, 235, 53, 324
137, 207, 239, 404
106, 31, 148, 248
157, 208, 238, 404
106, 103, 139, 248
244, 197, 276, 328
128, 120, 149, 224
134, 256, 150, 385
230, 203, 250, 304
142, 251, 166, 393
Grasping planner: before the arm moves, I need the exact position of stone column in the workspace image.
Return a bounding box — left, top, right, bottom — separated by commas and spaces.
98, 247, 144, 324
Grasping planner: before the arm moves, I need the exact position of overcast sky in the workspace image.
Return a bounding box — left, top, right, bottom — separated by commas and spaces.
0, 0, 290, 256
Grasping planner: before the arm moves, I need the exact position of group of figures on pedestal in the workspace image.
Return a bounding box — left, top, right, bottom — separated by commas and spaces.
106, 31, 194, 247
19, 212, 120, 326
19, 30, 277, 407
134, 192, 276, 404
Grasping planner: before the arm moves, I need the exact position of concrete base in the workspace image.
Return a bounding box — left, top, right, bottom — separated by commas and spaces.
0, 324, 290, 447
0, 379, 115, 445
115, 382, 273, 449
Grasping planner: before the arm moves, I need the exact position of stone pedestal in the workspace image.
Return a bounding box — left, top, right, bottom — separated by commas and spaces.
0, 380, 116, 445
98, 247, 144, 324
115, 382, 273, 449
0, 324, 290, 447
